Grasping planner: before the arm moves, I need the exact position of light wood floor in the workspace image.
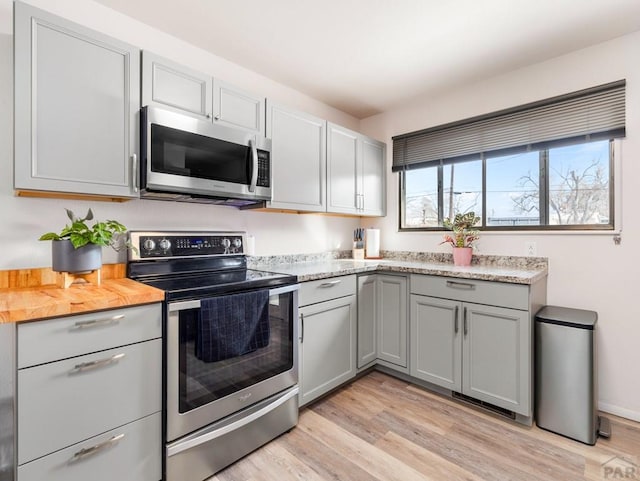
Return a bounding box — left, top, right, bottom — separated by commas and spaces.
212, 371, 640, 481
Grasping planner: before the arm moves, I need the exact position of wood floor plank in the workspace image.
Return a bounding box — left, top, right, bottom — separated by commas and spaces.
298, 409, 430, 481
212, 371, 640, 481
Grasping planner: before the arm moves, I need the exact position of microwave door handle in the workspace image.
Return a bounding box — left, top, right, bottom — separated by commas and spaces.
248, 138, 258, 193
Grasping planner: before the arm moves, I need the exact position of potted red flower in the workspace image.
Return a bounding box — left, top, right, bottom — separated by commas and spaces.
440, 212, 480, 266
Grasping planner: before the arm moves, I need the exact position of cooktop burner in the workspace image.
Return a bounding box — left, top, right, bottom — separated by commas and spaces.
126, 231, 297, 301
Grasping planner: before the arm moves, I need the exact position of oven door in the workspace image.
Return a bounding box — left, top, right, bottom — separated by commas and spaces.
141, 106, 271, 201
166, 284, 299, 441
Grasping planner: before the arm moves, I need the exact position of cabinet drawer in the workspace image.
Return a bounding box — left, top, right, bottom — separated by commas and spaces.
299, 275, 356, 307
410, 275, 529, 310
18, 339, 161, 464
18, 304, 161, 368
18, 412, 161, 481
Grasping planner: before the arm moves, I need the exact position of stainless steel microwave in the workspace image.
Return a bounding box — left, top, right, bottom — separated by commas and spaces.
140, 106, 271, 204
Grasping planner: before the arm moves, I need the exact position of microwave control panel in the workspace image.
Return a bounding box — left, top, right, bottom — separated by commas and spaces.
256, 150, 270, 187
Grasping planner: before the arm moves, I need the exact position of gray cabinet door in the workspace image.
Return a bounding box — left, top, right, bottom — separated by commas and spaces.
299, 295, 356, 406
141, 51, 212, 120
327, 122, 358, 214
377, 275, 407, 367
410, 295, 462, 391
266, 103, 326, 212
357, 275, 377, 368
462, 303, 530, 415
14, 2, 140, 198
327, 123, 386, 216
360, 137, 386, 217
213, 78, 265, 135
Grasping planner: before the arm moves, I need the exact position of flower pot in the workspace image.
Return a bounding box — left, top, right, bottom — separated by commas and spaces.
51, 240, 102, 273
452, 247, 473, 267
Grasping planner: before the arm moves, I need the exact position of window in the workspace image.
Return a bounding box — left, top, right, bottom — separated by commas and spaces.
394, 81, 624, 231
400, 139, 613, 230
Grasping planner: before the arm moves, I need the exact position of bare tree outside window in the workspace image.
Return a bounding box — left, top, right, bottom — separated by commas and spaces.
511, 141, 610, 225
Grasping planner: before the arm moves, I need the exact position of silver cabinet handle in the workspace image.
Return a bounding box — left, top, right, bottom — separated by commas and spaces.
248, 138, 258, 193
319, 280, 341, 288
131, 154, 138, 192
463, 307, 468, 336
71, 353, 125, 373
71, 433, 125, 461
72, 314, 124, 330
300, 313, 304, 344
446, 280, 476, 290
454, 305, 459, 334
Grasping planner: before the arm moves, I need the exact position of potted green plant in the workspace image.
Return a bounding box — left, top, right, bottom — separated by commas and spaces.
441, 211, 480, 266
39, 208, 130, 273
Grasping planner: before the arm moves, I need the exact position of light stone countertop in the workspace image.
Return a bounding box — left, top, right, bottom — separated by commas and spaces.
255, 257, 547, 285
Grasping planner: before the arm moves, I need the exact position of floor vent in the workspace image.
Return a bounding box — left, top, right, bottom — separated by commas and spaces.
452, 392, 516, 420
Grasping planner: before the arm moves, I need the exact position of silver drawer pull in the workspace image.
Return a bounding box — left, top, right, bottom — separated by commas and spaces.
72, 314, 124, 330
319, 280, 341, 288
71, 353, 125, 373
446, 280, 475, 290
71, 433, 125, 461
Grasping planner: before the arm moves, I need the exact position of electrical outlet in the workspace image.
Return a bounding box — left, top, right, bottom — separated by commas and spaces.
525, 241, 537, 256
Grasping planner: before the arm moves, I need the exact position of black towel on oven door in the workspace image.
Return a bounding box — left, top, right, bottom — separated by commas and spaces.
196, 289, 271, 362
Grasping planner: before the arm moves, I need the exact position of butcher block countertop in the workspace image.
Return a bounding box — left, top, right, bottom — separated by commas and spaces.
0, 264, 164, 323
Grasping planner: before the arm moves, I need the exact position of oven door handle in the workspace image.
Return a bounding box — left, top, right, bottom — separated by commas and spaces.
166, 386, 299, 457
168, 284, 300, 312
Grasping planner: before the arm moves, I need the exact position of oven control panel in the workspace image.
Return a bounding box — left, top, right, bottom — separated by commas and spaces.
129, 232, 245, 259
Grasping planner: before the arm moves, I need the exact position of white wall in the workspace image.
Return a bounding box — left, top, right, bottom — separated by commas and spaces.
0, 0, 360, 268
360, 31, 640, 421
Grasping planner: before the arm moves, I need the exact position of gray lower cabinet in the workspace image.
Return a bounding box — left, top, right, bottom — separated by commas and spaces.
357, 274, 407, 369
14, 2, 140, 198
16, 304, 162, 481
266, 103, 327, 212
410, 274, 544, 419
299, 276, 357, 406
141, 51, 265, 134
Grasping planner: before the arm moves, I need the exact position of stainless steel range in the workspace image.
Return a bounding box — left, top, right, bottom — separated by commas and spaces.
127, 231, 299, 481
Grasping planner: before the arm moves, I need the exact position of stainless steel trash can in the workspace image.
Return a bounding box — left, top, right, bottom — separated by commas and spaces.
535, 306, 609, 445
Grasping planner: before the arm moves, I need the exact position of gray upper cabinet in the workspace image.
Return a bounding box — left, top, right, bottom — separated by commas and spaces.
327, 123, 386, 216
213, 78, 265, 134
142, 51, 212, 120
14, 2, 140, 198
267, 103, 326, 212
142, 51, 265, 134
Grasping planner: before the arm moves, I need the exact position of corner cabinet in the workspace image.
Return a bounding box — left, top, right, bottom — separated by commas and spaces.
357, 274, 408, 370
410, 275, 546, 422
16, 304, 162, 481
327, 123, 386, 217
141, 51, 265, 135
14, 2, 140, 199
266, 103, 327, 212
298, 276, 357, 406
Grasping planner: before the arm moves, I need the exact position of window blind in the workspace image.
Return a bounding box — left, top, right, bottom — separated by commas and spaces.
392, 80, 626, 172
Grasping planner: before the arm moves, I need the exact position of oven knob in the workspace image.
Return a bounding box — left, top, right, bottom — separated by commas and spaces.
233, 238, 242, 249
159, 238, 171, 251
143, 239, 156, 251
222, 238, 231, 249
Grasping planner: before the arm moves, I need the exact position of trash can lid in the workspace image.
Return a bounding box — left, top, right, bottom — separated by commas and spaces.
536, 305, 597, 330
